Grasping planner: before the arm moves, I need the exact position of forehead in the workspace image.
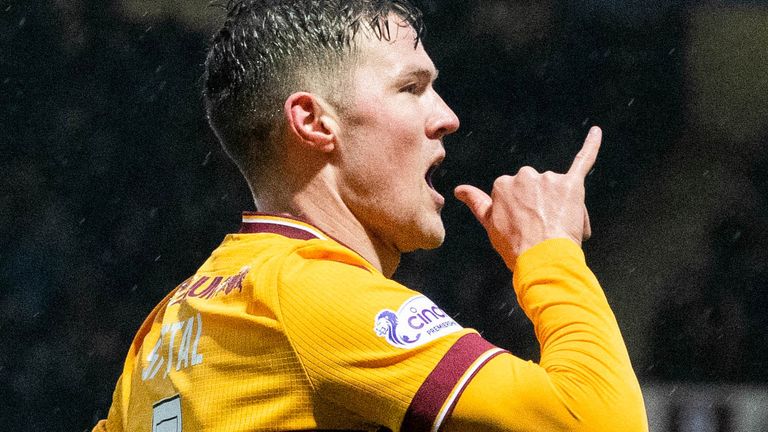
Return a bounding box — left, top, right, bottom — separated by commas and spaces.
353, 20, 437, 79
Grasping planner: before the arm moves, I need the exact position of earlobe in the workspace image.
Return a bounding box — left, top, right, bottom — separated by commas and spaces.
284, 92, 337, 153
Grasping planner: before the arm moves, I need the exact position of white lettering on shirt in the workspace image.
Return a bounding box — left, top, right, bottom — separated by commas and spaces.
142, 313, 204, 381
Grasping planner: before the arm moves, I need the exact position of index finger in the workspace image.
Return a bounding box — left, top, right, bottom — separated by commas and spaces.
567, 126, 602, 178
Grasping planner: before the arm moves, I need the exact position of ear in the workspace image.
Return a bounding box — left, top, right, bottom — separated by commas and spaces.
284, 92, 338, 153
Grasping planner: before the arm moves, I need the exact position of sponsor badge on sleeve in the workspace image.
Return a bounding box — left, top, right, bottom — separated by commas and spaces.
374, 295, 462, 349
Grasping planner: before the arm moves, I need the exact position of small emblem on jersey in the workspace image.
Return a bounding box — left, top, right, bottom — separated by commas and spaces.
374, 295, 462, 349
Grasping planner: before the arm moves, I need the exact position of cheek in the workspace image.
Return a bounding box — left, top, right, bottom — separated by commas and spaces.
339, 103, 426, 186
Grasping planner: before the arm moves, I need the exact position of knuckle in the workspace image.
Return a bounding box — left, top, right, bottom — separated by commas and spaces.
542, 170, 558, 179
542, 171, 565, 185
493, 175, 512, 188
517, 166, 538, 177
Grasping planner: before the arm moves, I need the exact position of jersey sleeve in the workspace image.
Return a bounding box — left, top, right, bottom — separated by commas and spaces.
443, 239, 648, 431
276, 243, 505, 431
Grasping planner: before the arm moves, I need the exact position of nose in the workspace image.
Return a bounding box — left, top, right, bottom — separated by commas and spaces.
426, 92, 460, 140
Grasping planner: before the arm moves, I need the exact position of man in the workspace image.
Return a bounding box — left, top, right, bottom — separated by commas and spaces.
95, 1, 647, 431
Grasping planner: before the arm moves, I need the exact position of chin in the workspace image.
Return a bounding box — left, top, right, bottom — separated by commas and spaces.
420, 236, 445, 251
399, 224, 445, 252
423, 226, 446, 249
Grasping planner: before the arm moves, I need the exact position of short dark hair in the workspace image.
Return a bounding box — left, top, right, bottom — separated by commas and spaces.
203, 0, 425, 177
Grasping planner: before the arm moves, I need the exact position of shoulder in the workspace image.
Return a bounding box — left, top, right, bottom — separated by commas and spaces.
276, 237, 393, 286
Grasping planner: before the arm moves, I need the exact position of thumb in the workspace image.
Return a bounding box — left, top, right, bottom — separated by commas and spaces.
454, 184, 492, 224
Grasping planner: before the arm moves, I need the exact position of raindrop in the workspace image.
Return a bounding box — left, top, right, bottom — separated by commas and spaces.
731, 230, 742, 242
202, 152, 212, 166
668, 48, 676, 55
131, 284, 138, 292
627, 98, 635, 107
154, 255, 161, 262
581, 118, 590, 126
465, 131, 473, 137
79, 218, 86, 225
18, 17, 26, 27
2, 78, 9, 84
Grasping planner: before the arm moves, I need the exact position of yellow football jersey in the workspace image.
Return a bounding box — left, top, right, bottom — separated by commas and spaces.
95, 214, 505, 432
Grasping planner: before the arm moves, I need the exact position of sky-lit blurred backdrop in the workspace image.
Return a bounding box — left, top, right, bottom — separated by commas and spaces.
2, 0, 768, 430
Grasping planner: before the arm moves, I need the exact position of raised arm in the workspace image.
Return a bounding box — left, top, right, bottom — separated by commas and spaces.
454, 126, 601, 267
445, 127, 647, 431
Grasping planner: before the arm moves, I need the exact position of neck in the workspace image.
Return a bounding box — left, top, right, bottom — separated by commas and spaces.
253, 168, 401, 278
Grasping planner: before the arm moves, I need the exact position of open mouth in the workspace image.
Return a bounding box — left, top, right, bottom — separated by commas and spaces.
425, 164, 439, 190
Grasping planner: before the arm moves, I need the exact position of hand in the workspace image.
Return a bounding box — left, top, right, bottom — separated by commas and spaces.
455, 126, 602, 269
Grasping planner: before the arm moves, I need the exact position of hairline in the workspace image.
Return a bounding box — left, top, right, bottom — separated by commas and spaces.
203, 2, 426, 186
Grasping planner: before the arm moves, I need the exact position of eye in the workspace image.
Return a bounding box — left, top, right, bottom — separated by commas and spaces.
400, 82, 424, 95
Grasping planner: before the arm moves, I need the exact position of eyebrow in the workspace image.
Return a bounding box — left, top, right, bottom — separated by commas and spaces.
399, 67, 439, 83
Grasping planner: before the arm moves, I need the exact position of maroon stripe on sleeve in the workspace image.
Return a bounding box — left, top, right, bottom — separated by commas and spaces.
401, 333, 503, 431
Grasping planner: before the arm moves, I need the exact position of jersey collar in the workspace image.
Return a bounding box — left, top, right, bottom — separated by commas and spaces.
238, 212, 329, 241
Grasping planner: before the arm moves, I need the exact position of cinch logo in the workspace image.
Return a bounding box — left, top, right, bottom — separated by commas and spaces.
374, 295, 462, 349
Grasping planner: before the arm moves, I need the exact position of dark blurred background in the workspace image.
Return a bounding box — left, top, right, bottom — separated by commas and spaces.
2, 0, 768, 430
